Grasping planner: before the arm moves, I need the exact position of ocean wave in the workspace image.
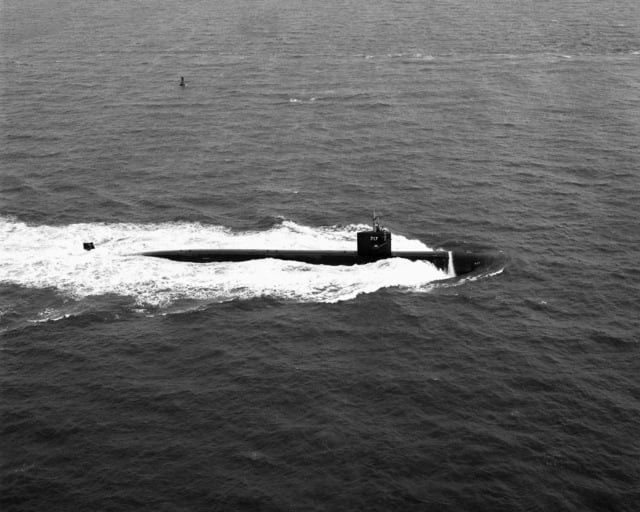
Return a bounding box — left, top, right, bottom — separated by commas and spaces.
289, 97, 317, 104
362, 52, 435, 61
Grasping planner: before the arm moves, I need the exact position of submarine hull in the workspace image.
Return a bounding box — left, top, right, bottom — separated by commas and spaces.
140, 249, 483, 276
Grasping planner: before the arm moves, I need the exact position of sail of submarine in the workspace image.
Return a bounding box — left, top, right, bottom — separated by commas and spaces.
138, 215, 484, 276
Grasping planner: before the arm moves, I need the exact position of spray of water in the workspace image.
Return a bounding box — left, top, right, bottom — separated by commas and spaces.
1, 216, 453, 307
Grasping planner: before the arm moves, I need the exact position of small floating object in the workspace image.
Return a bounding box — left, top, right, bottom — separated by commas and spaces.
83, 242, 95, 251
179, 76, 185, 87
138, 214, 484, 276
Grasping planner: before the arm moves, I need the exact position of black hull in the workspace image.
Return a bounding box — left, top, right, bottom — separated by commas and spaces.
141, 249, 483, 276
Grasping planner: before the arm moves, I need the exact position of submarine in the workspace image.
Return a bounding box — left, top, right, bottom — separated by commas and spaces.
137, 216, 484, 276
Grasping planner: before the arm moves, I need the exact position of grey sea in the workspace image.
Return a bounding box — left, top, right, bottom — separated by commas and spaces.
2, 0, 639, 510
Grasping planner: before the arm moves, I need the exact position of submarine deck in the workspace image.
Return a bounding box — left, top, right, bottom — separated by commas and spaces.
140, 248, 484, 275
141, 249, 454, 272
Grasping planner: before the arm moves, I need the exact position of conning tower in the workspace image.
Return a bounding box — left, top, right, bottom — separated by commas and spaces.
357, 214, 391, 259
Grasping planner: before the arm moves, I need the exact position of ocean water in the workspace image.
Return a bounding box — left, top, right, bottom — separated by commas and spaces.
1, 0, 639, 510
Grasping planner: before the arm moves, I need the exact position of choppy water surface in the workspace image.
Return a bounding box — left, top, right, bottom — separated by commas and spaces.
2, 0, 639, 510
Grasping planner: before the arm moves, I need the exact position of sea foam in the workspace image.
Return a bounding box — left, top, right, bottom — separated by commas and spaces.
0, 217, 451, 306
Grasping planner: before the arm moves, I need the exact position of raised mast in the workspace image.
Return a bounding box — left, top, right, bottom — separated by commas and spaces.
373, 211, 381, 232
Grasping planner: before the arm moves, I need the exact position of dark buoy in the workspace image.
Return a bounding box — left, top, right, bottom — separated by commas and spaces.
179, 76, 185, 87
83, 242, 95, 251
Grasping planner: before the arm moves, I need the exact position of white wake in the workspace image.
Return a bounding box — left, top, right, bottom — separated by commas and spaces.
1, 217, 453, 306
